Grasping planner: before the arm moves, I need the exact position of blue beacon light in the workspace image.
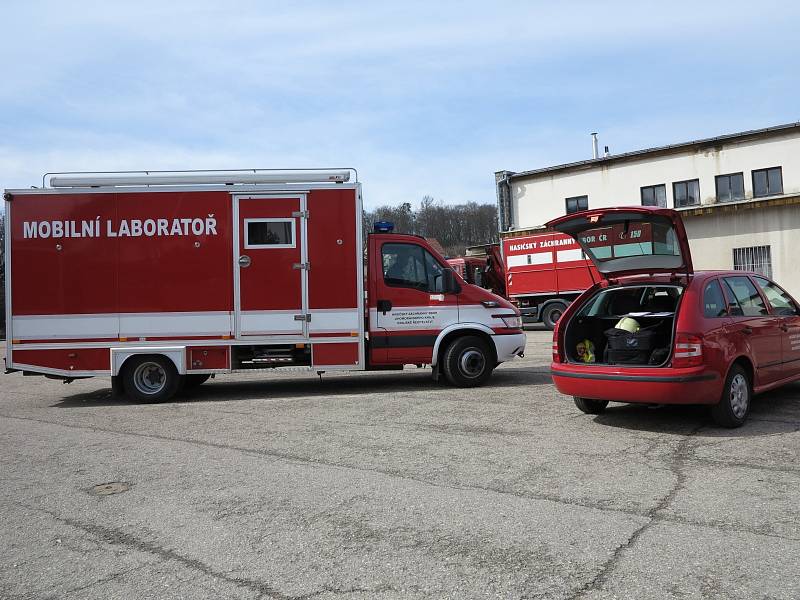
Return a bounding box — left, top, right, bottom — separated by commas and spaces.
373, 221, 394, 233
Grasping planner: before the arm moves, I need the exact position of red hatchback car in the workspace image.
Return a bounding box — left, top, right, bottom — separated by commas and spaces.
548, 207, 800, 427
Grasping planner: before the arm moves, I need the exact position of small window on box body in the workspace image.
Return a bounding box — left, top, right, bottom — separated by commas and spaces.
244, 219, 295, 248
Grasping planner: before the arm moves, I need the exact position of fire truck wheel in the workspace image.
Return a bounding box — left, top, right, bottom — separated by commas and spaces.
122, 355, 181, 403
541, 302, 567, 330
442, 336, 493, 387
183, 374, 211, 390
573, 397, 609, 414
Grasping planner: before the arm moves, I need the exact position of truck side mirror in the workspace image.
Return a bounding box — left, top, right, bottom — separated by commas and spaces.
443, 268, 461, 294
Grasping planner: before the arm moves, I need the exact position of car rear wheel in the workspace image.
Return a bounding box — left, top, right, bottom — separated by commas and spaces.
122, 355, 181, 403
711, 364, 751, 428
573, 397, 609, 414
442, 336, 494, 387
541, 302, 567, 330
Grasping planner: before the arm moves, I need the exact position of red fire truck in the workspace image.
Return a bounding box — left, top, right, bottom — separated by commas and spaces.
3, 169, 525, 401
448, 232, 598, 329
501, 231, 599, 329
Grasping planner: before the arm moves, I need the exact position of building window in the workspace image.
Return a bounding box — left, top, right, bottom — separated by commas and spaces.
732, 245, 772, 279
641, 184, 667, 207
715, 173, 745, 203
673, 179, 700, 208
565, 195, 588, 214
752, 167, 783, 198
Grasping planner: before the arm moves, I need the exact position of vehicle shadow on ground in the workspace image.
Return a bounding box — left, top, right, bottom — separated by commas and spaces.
52, 367, 554, 408
590, 383, 800, 438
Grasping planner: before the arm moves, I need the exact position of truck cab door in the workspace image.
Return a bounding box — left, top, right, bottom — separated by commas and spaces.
369, 239, 459, 365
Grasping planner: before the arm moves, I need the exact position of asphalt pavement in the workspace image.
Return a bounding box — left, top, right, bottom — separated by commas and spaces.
1, 329, 798, 599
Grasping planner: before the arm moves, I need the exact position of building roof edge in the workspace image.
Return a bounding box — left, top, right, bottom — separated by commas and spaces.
502, 121, 800, 181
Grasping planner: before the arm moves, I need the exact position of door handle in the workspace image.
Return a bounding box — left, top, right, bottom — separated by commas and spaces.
238, 255, 251, 268
377, 299, 392, 314
741, 327, 752, 335
780, 324, 789, 332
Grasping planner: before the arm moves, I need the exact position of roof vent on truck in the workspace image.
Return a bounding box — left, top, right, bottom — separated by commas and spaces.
44, 168, 355, 188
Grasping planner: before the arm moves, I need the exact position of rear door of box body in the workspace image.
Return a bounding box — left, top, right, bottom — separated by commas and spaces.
305, 188, 364, 369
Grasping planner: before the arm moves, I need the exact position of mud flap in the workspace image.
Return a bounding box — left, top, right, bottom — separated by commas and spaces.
111, 375, 125, 398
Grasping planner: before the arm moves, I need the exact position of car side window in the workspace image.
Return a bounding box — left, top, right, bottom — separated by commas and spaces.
754, 277, 800, 316
382, 243, 445, 293
722, 276, 769, 317
703, 280, 728, 317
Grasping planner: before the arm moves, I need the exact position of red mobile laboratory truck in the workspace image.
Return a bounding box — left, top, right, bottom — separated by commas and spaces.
3, 169, 525, 401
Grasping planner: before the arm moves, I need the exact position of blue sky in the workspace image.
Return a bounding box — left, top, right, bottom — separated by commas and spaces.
2, 1, 799, 208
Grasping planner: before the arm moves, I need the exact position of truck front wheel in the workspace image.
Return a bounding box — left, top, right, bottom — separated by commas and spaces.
122, 355, 181, 403
541, 302, 567, 330
442, 336, 494, 387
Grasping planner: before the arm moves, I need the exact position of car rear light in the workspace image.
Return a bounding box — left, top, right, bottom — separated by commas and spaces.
552, 336, 561, 363
673, 333, 703, 368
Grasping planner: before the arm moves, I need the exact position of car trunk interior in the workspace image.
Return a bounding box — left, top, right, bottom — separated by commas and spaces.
563, 284, 683, 367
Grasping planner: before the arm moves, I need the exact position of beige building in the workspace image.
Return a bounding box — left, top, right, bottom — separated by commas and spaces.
496, 122, 800, 296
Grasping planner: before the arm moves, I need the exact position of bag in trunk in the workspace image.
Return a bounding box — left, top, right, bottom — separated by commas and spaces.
606, 348, 652, 364
605, 327, 658, 351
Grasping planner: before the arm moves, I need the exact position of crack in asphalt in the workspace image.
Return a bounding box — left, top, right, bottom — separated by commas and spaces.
4, 412, 799, 550
0, 413, 648, 519
58, 563, 151, 596
569, 423, 707, 600
23, 504, 322, 600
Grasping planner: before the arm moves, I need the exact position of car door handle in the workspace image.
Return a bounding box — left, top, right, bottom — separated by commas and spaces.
780, 324, 789, 332
741, 327, 752, 335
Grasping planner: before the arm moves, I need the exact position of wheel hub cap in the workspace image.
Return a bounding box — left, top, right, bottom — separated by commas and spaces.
459, 349, 486, 378
729, 373, 749, 418
133, 362, 167, 395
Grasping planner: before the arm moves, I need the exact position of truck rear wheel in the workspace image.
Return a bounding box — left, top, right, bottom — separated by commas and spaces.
122, 355, 181, 403
541, 302, 567, 330
442, 336, 493, 387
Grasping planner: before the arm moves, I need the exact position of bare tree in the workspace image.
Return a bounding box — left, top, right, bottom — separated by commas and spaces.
363, 197, 497, 257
